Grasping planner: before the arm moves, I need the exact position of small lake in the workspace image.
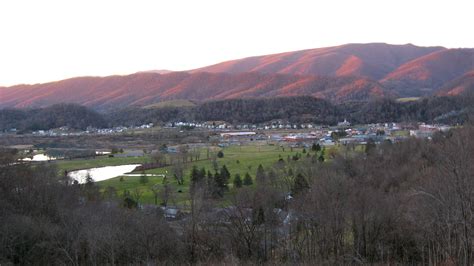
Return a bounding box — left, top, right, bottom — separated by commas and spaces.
68, 164, 141, 184
21, 154, 57, 161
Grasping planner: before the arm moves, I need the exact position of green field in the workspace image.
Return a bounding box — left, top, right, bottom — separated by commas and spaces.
53, 143, 349, 206
54, 155, 152, 173
396, 97, 420, 102
98, 144, 310, 205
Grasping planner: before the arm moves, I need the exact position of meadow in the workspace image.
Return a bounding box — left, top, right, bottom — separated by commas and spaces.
98, 144, 310, 205
54, 155, 152, 173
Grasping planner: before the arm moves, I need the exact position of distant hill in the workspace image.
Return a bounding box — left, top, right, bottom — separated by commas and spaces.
382, 49, 474, 96
0, 72, 390, 111
1, 43, 474, 110
136, 69, 174, 74
438, 71, 474, 96
192, 43, 444, 80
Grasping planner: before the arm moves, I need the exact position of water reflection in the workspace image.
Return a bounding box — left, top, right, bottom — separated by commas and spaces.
68, 164, 141, 183
21, 154, 57, 161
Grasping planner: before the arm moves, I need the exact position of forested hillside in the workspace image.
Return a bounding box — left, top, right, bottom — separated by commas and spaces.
0, 104, 107, 132
107, 95, 474, 126
1, 44, 473, 110
2, 96, 473, 132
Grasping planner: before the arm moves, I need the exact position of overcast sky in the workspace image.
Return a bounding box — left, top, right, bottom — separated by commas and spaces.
0, 0, 472, 86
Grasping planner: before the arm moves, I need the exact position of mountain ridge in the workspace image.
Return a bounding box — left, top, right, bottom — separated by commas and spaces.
1, 43, 473, 110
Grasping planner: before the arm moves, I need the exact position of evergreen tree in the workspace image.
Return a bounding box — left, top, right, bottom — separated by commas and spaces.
319, 147, 326, 162
190, 165, 203, 194
318, 154, 325, 162
243, 172, 253, 186
211, 165, 231, 198
190, 165, 200, 185
292, 173, 309, 196
365, 138, 376, 155
213, 171, 224, 198
122, 190, 138, 208
84, 172, 100, 201
206, 170, 215, 197
233, 173, 242, 188
256, 164, 266, 185
139, 170, 148, 184
252, 207, 265, 225
267, 169, 277, 183
311, 143, 321, 152
220, 165, 231, 188
199, 167, 206, 181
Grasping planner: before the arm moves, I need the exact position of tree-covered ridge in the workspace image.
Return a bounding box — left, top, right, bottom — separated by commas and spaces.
0, 103, 107, 132
1, 95, 473, 132
108, 95, 474, 126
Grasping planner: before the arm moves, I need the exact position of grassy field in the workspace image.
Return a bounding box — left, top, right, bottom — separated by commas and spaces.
98, 144, 310, 205
392, 130, 410, 137
54, 155, 152, 172
396, 97, 420, 102
55, 143, 355, 206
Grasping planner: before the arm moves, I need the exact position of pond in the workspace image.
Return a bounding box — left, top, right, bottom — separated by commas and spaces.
21, 154, 58, 161
68, 164, 141, 184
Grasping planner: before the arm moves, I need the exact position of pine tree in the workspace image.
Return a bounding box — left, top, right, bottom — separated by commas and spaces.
233, 173, 242, 188
139, 173, 149, 184
319, 147, 326, 162
213, 171, 224, 198
190, 165, 200, 185
190, 165, 202, 194
252, 207, 265, 225
243, 172, 253, 186
199, 167, 206, 181
256, 164, 266, 185
220, 165, 231, 187
292, 173, 309, 196
318, 154, 325, 162
314, 143, 322, 152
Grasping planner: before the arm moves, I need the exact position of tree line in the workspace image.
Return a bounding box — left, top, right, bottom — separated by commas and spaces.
0, 103, 106, 132
108, 95, 474, 126
1, 95, 473, 132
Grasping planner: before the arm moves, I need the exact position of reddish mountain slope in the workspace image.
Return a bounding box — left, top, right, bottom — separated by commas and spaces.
438, 71, 474, 96
192, 43, 444, 80
0, 72, 390, 110
382, 49, 474, 96
2, 43, 473, 110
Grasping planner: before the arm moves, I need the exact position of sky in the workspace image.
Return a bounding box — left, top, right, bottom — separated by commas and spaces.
0, 0, 473, 86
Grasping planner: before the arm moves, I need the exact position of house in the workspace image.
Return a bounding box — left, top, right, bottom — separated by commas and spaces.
161, 206, 182, 220
339, 137, 357, 145
167, 147, 178, 153
220, 132, 256, 138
